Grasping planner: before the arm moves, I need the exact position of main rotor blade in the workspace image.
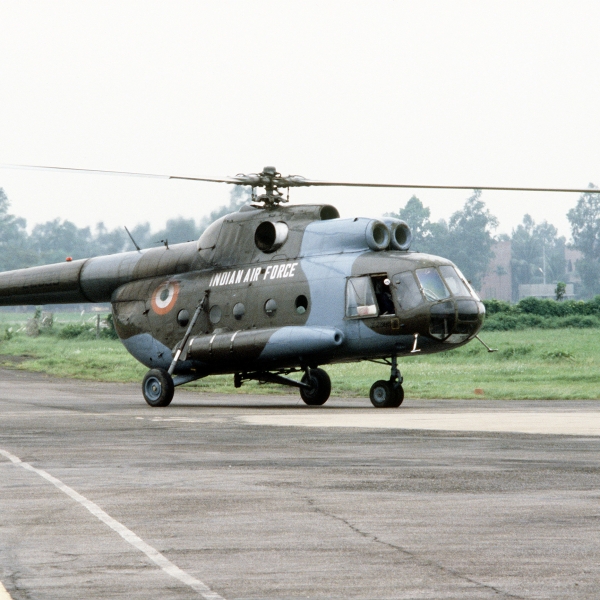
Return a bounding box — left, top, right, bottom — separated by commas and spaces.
295, 179, 600, 194
0, 164, 239, 185
1, 163, 598, 194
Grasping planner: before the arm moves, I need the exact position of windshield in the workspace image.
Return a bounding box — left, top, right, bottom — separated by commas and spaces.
416, 267, 450, 301
455, 266, 481, 301
439, 266, 471, 297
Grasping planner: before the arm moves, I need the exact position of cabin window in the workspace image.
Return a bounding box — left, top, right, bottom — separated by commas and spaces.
295, 295, 308, 314
177, 309, 190, 327
392, 271, 423, 310
415, 267, 450, 302
209, 305, 222, 324
233, 303, 245, 320
264, 298, 277, 316
346, 276, 378, 318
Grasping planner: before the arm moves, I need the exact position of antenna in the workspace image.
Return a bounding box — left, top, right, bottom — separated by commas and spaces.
124, 226, 141, 251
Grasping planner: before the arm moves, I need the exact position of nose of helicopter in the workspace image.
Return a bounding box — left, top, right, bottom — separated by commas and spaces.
429, 297, 485, 344
389, 263, 486, 345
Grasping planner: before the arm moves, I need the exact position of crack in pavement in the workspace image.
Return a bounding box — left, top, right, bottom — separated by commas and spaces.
302, 496, 526, 599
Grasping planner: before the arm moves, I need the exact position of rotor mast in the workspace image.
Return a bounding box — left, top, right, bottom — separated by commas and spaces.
253, 166, 288, 207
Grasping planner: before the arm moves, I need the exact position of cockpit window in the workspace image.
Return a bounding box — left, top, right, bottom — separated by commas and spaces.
439, 266, 471, 297
416, 267, 450, 301
346, 276, 378, 317
455, 266, 481, 301
392, 271, 423, 310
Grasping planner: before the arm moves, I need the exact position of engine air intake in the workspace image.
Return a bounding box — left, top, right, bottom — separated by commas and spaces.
366, 221, 390, 251
255, 221, 289, 253
383, 218, 412, 251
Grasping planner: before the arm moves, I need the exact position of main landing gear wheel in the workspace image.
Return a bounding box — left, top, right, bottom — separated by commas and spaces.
142, 368, 175, 407
370, 379, 404, 408
300, 368, 331, 406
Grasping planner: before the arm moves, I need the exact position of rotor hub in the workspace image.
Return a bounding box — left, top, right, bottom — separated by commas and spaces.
230, 166, 311, 207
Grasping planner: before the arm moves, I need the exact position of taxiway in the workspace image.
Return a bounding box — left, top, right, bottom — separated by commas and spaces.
1, 368, 599, 599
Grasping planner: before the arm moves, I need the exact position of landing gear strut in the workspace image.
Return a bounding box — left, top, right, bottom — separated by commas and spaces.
234, 366, 332, 406
142, 290, 208, 408
369, 354, 404, 408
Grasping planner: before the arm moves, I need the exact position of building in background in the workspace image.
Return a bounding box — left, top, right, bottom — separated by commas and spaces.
478, 240, 512, 301
517, 283, 574, 300
477, 241, 582, 301
564, 247, 581, 283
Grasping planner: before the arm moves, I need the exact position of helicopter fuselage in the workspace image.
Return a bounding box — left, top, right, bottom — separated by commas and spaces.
0, 202, 484, 404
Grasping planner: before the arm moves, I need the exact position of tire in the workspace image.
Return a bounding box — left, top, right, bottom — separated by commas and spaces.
300, 368, 331, 406
370, 379, 399, 408
389, 382, 404, 407
142, 368, 175, 407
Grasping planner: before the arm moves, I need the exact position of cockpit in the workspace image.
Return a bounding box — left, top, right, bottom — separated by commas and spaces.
345, 264, 485, 343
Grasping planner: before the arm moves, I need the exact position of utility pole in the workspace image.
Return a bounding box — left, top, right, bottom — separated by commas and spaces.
542, 242, 546, 285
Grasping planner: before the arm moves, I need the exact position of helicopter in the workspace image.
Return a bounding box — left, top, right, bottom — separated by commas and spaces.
0, 165, 596, 408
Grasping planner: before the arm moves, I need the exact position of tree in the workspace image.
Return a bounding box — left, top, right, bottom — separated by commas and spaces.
92, 222, 128, 256
511, 214, 566, 299
387, 195, 431, 249
0, 188, 37, 271
567, 184, 600, 297
443, 190, 499, 289
30, 219, 94, 264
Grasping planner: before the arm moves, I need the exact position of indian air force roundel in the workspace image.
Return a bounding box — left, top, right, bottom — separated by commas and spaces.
151, 281, 180, 315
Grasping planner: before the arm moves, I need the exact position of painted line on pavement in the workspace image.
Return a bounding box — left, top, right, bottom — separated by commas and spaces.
0, 448, 224, 600
0, 581, 13, 600
240, 411, 600, 436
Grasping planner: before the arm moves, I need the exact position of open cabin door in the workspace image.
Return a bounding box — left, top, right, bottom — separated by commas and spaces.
345, 275, 396, 319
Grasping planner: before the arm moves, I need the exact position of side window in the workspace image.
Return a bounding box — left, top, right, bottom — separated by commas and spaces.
392, 271, 423, 310
346, 276, 378, 318
415, 267, 450, 302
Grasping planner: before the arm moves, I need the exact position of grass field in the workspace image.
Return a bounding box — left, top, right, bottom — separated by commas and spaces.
0, 309, 597, 400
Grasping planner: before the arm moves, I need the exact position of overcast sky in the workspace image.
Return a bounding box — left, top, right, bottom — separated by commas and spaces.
1, 1, 599, 239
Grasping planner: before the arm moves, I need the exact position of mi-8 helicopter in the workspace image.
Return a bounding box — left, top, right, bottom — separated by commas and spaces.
0, 165, 595, 408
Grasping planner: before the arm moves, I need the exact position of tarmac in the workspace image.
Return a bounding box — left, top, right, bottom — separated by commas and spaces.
1, 367, 599, 599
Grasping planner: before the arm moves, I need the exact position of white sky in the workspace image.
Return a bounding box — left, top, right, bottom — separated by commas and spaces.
1, 1, 599, 239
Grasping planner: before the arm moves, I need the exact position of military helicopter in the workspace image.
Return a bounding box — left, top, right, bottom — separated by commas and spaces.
0, 165, 595, 408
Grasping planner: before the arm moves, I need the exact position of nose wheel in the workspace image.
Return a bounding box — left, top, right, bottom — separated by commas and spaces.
370, 379, 404, 407
369, 354, 404, 408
